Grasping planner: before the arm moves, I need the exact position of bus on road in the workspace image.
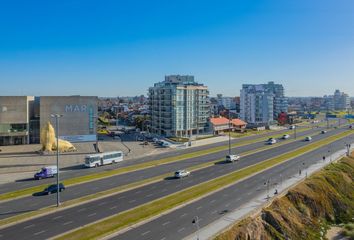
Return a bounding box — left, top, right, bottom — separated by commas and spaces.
84, 151, 124, 168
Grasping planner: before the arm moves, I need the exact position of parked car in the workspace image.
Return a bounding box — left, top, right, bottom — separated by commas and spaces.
225, 154, 240, 162
174, 170, 190, 178
305, 136, 312, 141
321, 130, 327, 134
153, 137, 160, 143
267, 138, 277, 145
43, 183, 65, 194
282, 134, 290, 139
34, 166, 57, 180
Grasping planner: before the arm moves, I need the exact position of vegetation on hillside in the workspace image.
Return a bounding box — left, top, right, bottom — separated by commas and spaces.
215, 155, 354, 240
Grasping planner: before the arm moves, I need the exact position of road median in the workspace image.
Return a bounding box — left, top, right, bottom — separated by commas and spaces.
0, 127, 312, 202
53, 130, 353, 240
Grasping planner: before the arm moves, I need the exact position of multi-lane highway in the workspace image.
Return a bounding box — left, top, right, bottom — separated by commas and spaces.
0, 125, 301, 195
115, 133, 354, 240
0, 126, 330, 219
0, 126, 351, 240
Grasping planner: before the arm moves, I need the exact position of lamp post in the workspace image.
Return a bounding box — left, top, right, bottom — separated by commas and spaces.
294, 124, 297, 140
51, 114, 63, 207
228, 110, 232, 155
192, 216, 200, 240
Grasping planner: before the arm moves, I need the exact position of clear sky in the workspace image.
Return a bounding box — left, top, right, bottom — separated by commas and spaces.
0, 0, 353, 97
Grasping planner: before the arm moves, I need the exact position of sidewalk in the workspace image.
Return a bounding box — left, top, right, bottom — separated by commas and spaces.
183, 143, 352, 240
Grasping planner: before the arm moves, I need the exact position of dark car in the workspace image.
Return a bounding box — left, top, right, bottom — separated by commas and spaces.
44, 183, 65, 195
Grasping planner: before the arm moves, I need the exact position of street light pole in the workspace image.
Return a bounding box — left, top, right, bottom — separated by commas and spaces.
228, 110, 231, 155
294, 124, 297, 140
192, 216, 200, 240
51, 114, 63, 207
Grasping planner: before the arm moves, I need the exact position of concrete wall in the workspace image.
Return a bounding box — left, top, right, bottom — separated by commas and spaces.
0, 96, 34, 124
40, 96, 98, 142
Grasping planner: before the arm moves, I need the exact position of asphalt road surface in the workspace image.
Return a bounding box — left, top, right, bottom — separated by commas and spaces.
0, 127, 351, 240
114, 133, 354, 240
0, 126, 331, 220
0, 126, 298, 195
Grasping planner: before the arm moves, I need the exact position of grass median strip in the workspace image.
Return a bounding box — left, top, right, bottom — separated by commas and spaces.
54, 130, 353, 240
0, 129, 325, 228
0, 127, 313, 202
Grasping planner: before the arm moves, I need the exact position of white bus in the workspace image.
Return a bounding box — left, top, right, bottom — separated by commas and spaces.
84, 151, 124, 168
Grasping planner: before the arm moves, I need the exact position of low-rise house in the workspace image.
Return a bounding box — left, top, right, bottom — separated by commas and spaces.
210, 117, 247, 135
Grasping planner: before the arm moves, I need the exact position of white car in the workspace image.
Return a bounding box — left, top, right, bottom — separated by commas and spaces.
282, 134, 290, 139
289, 125, 296, 130
321, 130, 327, 134
267, 138, 277, 145
305, 136, 312, 141
174, 170, 190, 178
225, 154, 240, 162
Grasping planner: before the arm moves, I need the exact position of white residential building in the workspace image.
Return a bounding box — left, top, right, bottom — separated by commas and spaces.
148, 75, 210, 137
240, 82, 288, 125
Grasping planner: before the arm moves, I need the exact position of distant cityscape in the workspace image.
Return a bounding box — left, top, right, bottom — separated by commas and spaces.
0, 75, 353, 145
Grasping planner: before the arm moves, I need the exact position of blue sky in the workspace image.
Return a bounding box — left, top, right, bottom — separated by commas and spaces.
0, 0, 353, 97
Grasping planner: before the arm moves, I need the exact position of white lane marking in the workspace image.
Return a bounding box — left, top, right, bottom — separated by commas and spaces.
247, 191, 252, 196
180, 213, 187, 218
129, 199, 136, 203
160, 237, 166, 240
98, 202, 107, 206
141, 230, 150, 236
225, 203, 231, 208
24, 224, 35, 229
110, 206, 118, 210
34, 230, 45, 236
211, 210, 218, 214
210, 199, 216, 204
77, 208, 86, 212
223, 194, 228, 197
178, 227, 185, 232
236, 197, 242, 201
63, 221, 73, 226
92, 187, 99, 190
135, 190, 142, 194
118, 196, 126, 200
196, 206, 202, 210
146, 193, 153, 197
88, 213, 97, 217
162, 221, 170, 226
52, 215, 63, 220
175, 184, 180, 188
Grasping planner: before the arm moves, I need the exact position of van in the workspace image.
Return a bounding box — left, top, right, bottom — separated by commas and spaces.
34, 166, 58, 180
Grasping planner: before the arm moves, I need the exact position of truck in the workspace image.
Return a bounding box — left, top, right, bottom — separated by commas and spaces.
34, 166, 58, 180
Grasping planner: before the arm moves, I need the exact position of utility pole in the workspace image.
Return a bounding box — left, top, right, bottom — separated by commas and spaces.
51, 114, 63, 207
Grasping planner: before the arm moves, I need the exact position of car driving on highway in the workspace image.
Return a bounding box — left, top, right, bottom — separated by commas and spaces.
225, 154, 240, 162
282, 134, 290, 139
267, 138, 277, 145
305, 136, 312, 141
43, 183, 65, 195
174, 170, 190, 178
289, 125, 296, 130
321, 130, 327, 134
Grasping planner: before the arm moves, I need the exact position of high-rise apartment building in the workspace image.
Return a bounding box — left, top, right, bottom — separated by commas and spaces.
324, 90, 351, 111
240, 82, 288, 125
148, 75, 209, 137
